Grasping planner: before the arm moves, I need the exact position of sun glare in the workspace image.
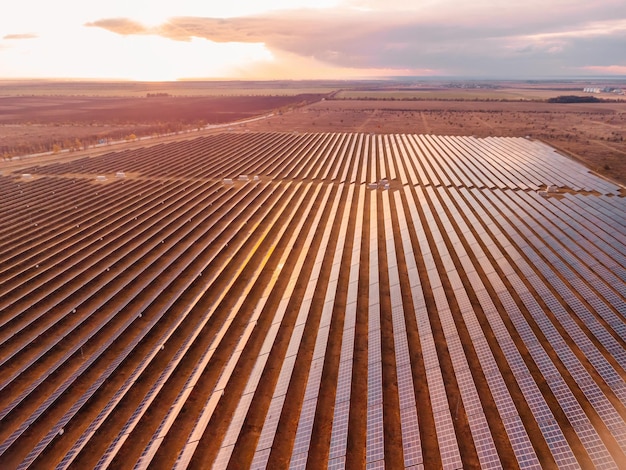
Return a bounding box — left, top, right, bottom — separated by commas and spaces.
117, 38, 274, 81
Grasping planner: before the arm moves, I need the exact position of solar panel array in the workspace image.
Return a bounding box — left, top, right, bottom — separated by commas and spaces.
1, 132, 625, 469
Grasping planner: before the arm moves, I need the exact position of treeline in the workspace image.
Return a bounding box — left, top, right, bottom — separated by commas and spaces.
330, 95, 624, 104
329, 97, 541, 102
547, 95, 603, 103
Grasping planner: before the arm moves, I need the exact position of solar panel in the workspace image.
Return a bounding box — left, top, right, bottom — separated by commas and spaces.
7, 133, 626, 469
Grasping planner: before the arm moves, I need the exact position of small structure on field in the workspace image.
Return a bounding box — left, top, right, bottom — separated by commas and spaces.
115, 171, 126, 178
238, 175, 249, 181
21, 173, 33, 180
539, 184, 559, 197
223, 178, 234, 185
368, 179, 390, 190
96, 175, 107, 182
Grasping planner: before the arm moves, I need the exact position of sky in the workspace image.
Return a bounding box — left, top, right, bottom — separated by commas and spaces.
1, 0, 625, 81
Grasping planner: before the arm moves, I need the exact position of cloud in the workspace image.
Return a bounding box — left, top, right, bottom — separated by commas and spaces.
226, 47, 441, 80
84, 18, 148, 36
85, 1, 626, 77
580, 65, 626, 74
3, 33, 38, 40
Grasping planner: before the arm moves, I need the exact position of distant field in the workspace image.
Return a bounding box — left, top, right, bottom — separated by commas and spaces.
2, 79, 622, 100
0, 80, 341, 97
0, 94, 324, 157
334, 88, 596, 101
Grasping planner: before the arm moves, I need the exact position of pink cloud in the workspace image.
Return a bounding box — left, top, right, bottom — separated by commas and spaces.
83, 4, 626, 78
580, 65, 626, 74
3, 33, 38, 40
84, 18, 148, 36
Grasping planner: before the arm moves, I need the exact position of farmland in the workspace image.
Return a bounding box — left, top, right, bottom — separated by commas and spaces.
0, 79, 344, 97
1, 131, 625, 468
0, 91, 326, 158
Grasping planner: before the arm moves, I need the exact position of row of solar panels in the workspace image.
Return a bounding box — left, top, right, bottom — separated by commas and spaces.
2, 133, 625, 468
17, 133, 621, 197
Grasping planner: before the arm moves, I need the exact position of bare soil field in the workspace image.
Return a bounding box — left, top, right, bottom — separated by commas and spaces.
335, 79, 626, 100
0, 96, 325, 124
0, 79, 343, 97
335, 88, 582, 101
0, 94, 325, 158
